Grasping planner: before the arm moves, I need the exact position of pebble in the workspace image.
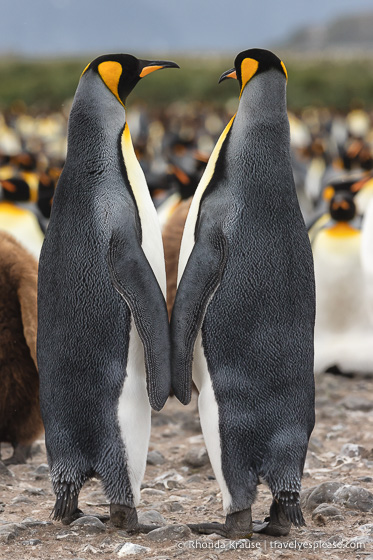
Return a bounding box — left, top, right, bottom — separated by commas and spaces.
22, 519, 53, 527
22, 486, 46, 496
0, 523, 27, 536
82, 544, 100, 553
340, 443, 370, 458
358, 524, 373, 534
146, 524, 191, 542
56, 529, 79, 541
147, 451, 166, 466
138, 510, 166, 526
340, 396, 373, 412
116, 542, 151, 556
0, 461, 14, 479
301, 481, 344, 511
184, 447, 210, 468
12, 495, 34, 504
312, 503, 343, 518
0, 532, 15, 543
333, 485, 373, 512
22, 539, 42, 546
70, 515, 106, 533
153, 470, 184, 489
169, 502, 184, 512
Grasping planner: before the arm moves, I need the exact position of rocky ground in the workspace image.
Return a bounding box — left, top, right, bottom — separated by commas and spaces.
0, 372, 372, 560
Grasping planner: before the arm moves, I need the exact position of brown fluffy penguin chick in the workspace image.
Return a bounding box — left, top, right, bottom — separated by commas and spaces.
162, 197, 192, 319
0, 232, 43, 464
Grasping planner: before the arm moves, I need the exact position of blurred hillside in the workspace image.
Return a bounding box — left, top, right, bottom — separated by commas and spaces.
282, 11, 373, 54
0, 54, 373, 112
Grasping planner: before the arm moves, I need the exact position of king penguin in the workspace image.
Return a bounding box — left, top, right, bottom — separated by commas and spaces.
171, 49, 315, 538
37, 54, 178, 532
313, 192, 373, 375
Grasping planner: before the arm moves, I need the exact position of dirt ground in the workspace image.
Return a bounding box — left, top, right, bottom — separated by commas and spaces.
0, 371, 372, 560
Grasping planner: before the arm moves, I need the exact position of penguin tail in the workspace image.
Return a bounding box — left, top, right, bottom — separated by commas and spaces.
52, 481, 79, 521
277, 491, 306, 527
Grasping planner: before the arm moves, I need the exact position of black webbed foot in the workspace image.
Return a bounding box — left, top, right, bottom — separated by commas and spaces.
188, 508, 252, 539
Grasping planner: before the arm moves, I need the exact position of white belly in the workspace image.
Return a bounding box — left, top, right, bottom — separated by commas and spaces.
117, 320, 151, 506
193, 331, 232, 513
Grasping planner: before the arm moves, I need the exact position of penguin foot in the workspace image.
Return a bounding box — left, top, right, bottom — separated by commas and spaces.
252, 499, 291, 537
3, 443, 32, 465
188, 508, 253, 539
61, 508, 85, 525
110, 504, 159, 534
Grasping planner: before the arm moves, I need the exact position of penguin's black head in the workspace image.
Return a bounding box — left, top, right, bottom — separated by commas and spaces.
329, 192, 356, 222
1, 178, 30, 202
219, 48, 287, 97
81, 54, 179, 106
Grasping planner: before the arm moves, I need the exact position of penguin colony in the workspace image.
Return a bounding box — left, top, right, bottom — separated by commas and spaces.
35, 48, 316, 539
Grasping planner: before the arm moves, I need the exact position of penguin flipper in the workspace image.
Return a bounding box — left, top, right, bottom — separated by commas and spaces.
170, 228, 227, 405
108, 227, 171, 412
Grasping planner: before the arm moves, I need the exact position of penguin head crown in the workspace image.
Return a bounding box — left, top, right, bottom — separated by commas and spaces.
219, 48, 287, 97
329, 192, 356, 223
81, 54, 179, 106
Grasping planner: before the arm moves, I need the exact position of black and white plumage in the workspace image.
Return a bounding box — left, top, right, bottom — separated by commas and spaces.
171, 48, 315, 538
37, 54, 178, 531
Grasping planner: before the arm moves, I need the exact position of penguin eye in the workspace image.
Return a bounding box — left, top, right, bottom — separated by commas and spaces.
239, 58, 259, 96
97, 61, 124, 106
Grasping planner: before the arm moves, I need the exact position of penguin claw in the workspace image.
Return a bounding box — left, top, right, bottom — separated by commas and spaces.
252, 500, 291, 537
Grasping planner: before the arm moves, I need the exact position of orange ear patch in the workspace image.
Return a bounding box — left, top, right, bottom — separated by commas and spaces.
240, 58, 259, 97
98, 60, 123, 106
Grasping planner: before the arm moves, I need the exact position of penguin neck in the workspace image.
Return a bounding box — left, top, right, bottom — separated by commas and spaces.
66, 73, 127, 167
236, 69, 288, 127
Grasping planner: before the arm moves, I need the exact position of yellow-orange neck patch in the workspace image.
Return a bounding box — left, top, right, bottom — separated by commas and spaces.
240, 58, 259, 97
327, 223, 359, 238
281, 61, 288, 82
98, 60, 124, 107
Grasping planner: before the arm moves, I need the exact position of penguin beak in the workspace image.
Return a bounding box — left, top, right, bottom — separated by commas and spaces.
139, 60, 180, 78
218, 68, 237, 83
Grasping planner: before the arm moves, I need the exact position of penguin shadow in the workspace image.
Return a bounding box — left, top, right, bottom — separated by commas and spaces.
0, 231, 43, 466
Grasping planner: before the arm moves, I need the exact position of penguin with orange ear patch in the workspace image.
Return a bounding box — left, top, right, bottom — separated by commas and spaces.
37, 54, 178, 532
0, 231, 43, 464
171, 49, 315, 539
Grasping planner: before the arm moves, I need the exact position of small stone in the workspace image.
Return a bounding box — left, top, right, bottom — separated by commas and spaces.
312, 513, 326, 526
34, 463, 49, 474
82, 544, 100, 553
340, 443, 370, 458
333, 485, 373, 512
169, 502, 184, 512
0, 532, 15, 543
116, 542, 151, 556
22, 486, 45, 496
0, 523, 27, 536
301, 482, 344, 511
312, 503, 343, 518
0, 461, 14, 479
22, 519, 53, 527
147, 451, 166, 466
153, 470, 184, 489
347, 535, 373, 546
56, 529, 78, 541
11, 496, 33, 504
187, 474, 204, 484
326, 534, 343, 544
184, 447, 210, 468
358, 524, 373, 535
22, 539, 42, 546
138, 510, 166, 526
146, 524, 192, 542
357, 476, 373, 483
340, 396, 373, 412
71, 516, 106, 533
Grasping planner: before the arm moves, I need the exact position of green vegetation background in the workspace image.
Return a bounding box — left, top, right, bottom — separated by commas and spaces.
0, 55, 373, 112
